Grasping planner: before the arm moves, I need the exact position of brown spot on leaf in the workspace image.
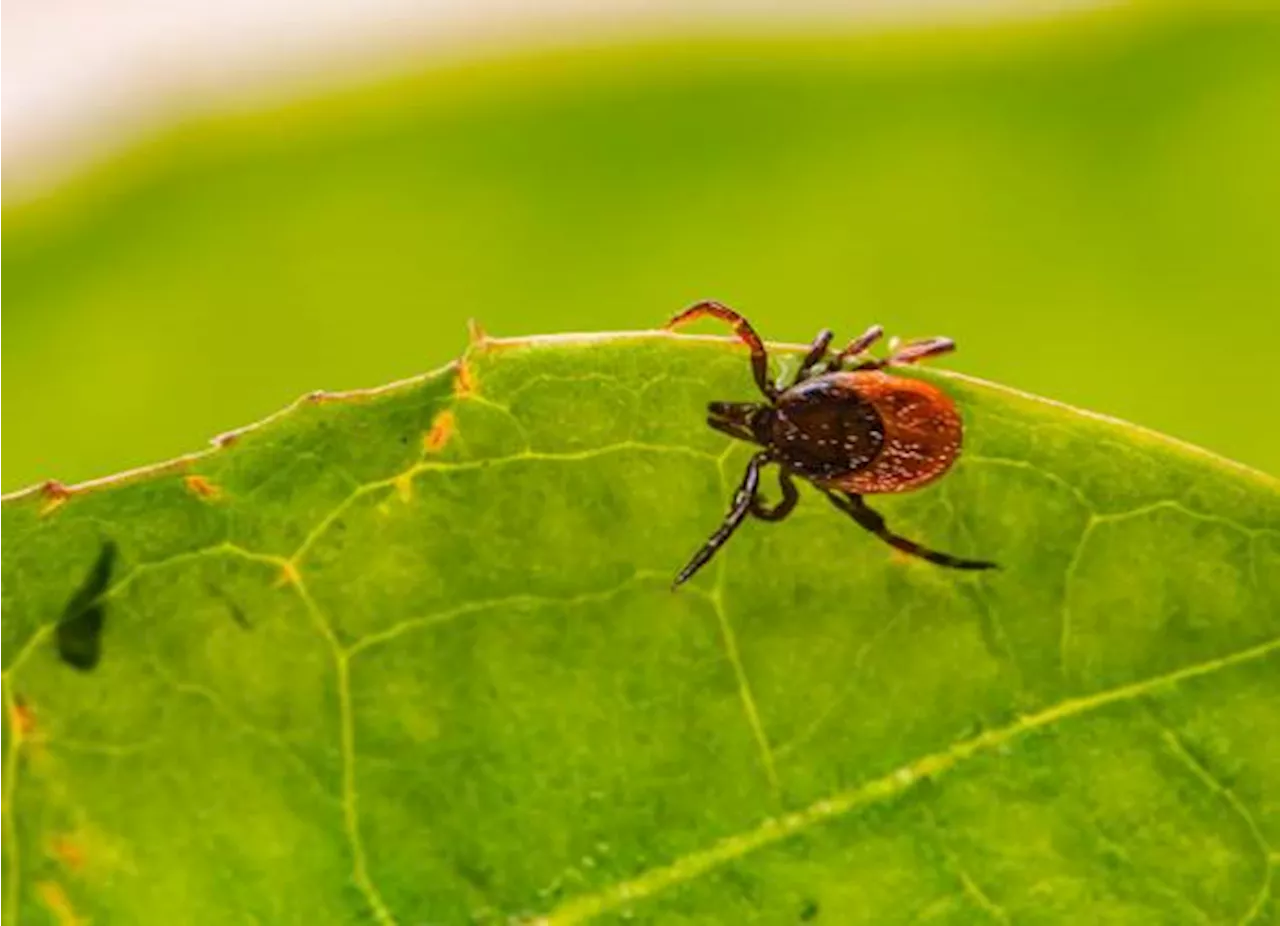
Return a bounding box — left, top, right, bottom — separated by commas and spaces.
184, 475, 222, 500
10, 695, 35, 737
36, 880, 83, 926
454, 360, 476, 398
423, 410, 457, 453
275, 561, 301, 588
49, 836, 86, 872
39, 481, 71, 517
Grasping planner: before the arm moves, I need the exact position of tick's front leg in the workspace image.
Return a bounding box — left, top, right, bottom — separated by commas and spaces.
666, 301, 777, 400
751, 468, 799, 522
673, 452, 770, 588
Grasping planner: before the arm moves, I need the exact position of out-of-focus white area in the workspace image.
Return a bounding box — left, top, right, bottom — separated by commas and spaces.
3, 0, 1107, 199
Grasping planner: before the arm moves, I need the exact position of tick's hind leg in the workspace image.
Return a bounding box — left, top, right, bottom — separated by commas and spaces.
852, 335, 955, 371
673, 452, 769, 588
666, 301, 776, 399
823, 490, 997, 570
888, 336, 955, 366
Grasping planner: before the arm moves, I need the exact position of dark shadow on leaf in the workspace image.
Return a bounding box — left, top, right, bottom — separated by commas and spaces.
56, 540, 116, 671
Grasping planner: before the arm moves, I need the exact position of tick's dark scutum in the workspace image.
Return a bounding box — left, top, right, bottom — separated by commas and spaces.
771, 378, 885, 480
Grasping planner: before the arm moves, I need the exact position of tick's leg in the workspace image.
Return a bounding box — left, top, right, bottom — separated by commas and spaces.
823, 490, 997, 570
889, 336, 955, 366
833, 324, 885, 368
673, 452, 769, 588
666, 301, 776, 399
706, 412, 755, 444
792, 328, 834, 386
751, 468, 800, 521
854, 335, 955, 371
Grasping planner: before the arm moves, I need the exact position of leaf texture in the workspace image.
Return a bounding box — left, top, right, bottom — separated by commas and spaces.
3, 332, 1279, 925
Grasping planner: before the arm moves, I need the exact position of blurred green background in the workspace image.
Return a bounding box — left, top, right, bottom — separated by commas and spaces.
4, 4, 1279, 492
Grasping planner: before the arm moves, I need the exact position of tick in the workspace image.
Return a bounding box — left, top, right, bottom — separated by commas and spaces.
667, 301, 997, 587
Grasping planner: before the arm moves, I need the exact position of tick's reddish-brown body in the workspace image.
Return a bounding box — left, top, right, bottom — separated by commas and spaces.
666, 301, 994, 587
770, 370, 962, 495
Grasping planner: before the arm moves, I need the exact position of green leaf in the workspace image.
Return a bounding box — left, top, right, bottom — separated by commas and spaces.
4, 332, 1278, 925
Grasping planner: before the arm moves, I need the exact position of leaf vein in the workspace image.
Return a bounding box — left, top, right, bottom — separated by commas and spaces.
710, 454, 779, 794
140, 648, 338, 805
345, 571, 668, 657
284, 570, 397, 926
531, 634, 1280, 925
923, 806, 1011, 924
3, 681, 25, 926
1148, 717, 1274, 926
289, 442, 719, 568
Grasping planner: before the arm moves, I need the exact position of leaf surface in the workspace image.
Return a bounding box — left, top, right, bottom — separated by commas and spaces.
3, 332, 1279, 925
